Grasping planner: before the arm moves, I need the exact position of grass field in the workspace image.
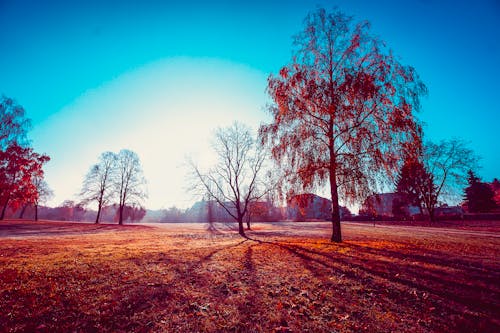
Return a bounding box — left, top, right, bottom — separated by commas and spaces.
0, 220, 499, 332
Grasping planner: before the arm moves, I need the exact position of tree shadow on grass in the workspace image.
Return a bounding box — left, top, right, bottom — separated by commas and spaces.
109, 238, 256, 331
245, 234, 500, 332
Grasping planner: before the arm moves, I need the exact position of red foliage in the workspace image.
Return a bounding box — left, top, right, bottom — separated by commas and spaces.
0, 143, 50, 219
260, 8, 426, 241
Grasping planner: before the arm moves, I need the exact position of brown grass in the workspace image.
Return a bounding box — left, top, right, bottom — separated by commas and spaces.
0, 220, 499, 332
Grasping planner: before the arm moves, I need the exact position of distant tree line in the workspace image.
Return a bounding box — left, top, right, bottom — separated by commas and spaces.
159, 193, 352, 224
160, 199, 283, 224
33, 200, 146, 223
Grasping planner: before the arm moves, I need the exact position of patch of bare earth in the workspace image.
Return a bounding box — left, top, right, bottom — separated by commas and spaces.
0, 220, 498, 332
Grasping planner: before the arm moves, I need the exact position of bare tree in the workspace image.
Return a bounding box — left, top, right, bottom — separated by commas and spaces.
115, 149, 147, 225
79, 152, 117, 223
32, 176, 53, 221
422, 139, 478, 220
191, 122, 266, 236
397, 138, 478, 221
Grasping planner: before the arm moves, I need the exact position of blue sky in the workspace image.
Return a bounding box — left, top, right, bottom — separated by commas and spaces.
1, 0, 499, 209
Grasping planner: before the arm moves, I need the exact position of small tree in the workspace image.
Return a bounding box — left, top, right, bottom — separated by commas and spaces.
191, 122, 266, 236
0, 96, 31, 150
424, 139, 478, 219
491, 179, 500, 207
80, 152, 117, 223
397, 139, 479, 221
0, 143, 50, 219
32, 176, 53, 221
396, 155, 436, 219
115, 149, 147, 225
463, 170, 497, 213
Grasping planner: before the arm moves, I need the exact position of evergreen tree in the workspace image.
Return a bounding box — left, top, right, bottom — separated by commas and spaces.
464, 170, 497, 213
396, 157, 437, 220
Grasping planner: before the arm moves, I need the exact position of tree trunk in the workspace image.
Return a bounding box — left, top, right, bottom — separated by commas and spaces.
1, 201, 9, 220
95, 203, 102, 224
238, 217, 245, 237
329, 180, 342, 242
19, 204, 28, 219
423, 196, 435, 224
246, 213, 251, 230
35, 204, 38, 221
119, 204, 124, 225
329, 160, 342, 243
428, 206, 435, 223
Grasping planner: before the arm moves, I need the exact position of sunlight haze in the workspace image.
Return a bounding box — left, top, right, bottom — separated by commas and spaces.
31, 57, 268, 209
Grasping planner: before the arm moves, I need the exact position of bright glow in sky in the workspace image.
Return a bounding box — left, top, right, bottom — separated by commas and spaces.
31, 58, 268, 208
1, 0, 499, 209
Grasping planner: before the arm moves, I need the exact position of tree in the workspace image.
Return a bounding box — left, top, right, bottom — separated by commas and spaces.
423, 139, 478, 220
397, 139, 479, 221
463, 170, 497, 213
259, 8, 426, 242
191, 122, 266, 236
491, 178, 500, 207
31, 176, 53, 221
0, 143, 50, 219
79, 152, 117, 223
161, 206, 187, 223
115, 204, 146, 223
55, 200, 86, 221
0, 96, 31, 149
395, 155, 436, 219
114, 149, 147, 225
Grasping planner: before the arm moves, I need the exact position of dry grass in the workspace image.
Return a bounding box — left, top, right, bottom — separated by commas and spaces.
0, 220, 499, 332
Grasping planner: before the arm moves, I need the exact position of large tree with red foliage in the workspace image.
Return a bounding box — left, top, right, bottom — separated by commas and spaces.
260, 8, 426, 242
0, 143, 50, 219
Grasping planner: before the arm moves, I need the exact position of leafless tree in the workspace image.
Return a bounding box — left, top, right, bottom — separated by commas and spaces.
32, 176, 53, 221
190, 122, 267, 236
79, 151, 117, 223
115, 149, 147, 225
422, 139, 478, 220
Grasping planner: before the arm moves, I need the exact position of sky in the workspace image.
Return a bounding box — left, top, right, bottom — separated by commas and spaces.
1, 0, 499, 210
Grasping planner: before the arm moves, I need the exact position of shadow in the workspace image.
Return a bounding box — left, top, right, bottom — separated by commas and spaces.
205, 221, 239, 233
109, 238, 253, 331
0, 220, 151, 238
243, 234, 500, 324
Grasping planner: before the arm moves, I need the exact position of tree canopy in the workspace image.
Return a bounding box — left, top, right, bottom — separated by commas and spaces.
115, 149, 147, 225
0, 96, 31, 149
79, 151, 117, 223
191, 122, 267, 236
464, 170, 497, 213
260, 8, 426, 241
0, 143, 50, 219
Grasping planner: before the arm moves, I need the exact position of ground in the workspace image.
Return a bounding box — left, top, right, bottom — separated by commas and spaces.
0, 220, 499, 332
